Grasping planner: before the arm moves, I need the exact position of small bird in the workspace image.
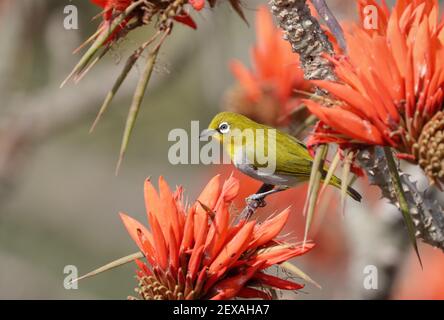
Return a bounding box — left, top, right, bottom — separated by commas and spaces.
200, 111, 361, 204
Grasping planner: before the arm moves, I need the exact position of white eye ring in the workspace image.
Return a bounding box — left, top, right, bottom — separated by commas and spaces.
218, 122, 230, 134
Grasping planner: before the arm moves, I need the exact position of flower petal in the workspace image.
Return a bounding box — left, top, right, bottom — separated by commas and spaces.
148, 211, 168, 270
181, 208, 195, 252
304, 99, 385, 145
173, 11, 197, 29
208, 261, 265, 300
237, 287, 272, 300
187, 244, 205, 283
196, 174, 222, 212
249, 208, 291, 249
209, 221, 256, 275
252, 272, 304, 290
253, 243, 315, 268
230, 61, 262, 102
144, 178, 163, 228
119, 212, 156, 265
189, 0, 205, 11
159, 176, 181, 247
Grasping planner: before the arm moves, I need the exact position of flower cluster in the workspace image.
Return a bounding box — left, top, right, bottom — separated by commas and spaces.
120, 175, 313, 300
90, 0, 204, 44
90, 0, 247, 43
305, 0, 444, 186
226, 6, 308, 126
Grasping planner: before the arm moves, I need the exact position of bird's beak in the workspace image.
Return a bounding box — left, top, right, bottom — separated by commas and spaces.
200, 129, 217, 140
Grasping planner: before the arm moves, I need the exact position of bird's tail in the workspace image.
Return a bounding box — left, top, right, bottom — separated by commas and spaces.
327, 175, 362, 202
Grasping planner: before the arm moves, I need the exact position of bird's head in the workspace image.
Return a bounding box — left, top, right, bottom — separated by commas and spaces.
200, 112, 255, 144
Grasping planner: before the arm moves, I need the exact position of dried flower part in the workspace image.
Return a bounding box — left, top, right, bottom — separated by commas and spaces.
415, 112, 444, 187
90, 0, 197, 44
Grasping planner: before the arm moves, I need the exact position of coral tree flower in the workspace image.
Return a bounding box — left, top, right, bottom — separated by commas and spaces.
227, 6, 307, 126
119, 175, 313, 300
91, 0, 133, 20
305, 0, 444, 186
90, 0, 202, 43
90, 0, 133, 42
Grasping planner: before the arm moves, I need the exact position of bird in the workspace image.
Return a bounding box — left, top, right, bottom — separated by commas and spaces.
200, 111, 362, 206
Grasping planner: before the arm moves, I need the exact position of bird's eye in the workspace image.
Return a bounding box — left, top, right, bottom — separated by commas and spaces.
218, 122, 230, 134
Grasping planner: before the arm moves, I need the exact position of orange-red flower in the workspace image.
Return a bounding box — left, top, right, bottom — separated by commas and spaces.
119, 175, 314, 300
90, 0, 201, 43
305, 0, 444, 185
228, 6, 307, 126
91, 0, 133, 20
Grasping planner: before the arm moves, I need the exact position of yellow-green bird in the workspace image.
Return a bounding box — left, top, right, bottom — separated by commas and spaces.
200, 111, 361, 203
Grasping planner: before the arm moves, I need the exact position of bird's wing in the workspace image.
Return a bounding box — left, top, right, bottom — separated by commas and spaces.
274, 156, 314, 176
280, 132, 313, 161
272, 130, 314, 176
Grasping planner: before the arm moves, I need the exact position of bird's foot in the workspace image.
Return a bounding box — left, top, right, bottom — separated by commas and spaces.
238, 195, 266, 222
246, 194, 267, 208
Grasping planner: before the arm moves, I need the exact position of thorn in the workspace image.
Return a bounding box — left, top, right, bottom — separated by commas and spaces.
71, 252, 144, 284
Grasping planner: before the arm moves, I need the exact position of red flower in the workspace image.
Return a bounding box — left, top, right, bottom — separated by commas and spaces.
89, 0, 201, 43
189, 0, 205, 11
120, 175, 314, 300
228, 6, 308, 126
305, 0, 444, 184
91, 0, 132, 20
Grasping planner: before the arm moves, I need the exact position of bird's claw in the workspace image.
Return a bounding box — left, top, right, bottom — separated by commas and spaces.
246, 194, 267, 208
238, 194, 268, 222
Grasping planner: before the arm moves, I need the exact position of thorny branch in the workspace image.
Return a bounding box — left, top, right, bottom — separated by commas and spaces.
269, 0, 444, 251
358, 148, 444, 251
270, 0, 336, 84
269, 0, 440, 299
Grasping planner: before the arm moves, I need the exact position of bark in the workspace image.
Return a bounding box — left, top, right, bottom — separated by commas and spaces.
269, 0, 444, 252
269, 0, 444, 299
270, 0, 336, 83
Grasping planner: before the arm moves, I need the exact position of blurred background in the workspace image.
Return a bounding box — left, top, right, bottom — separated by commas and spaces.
0, 0, 443, 299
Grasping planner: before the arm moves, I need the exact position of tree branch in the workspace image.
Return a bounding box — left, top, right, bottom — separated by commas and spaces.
358, 148, 444, 251
270, 0, 444, 251
269, 0, 444, 299
270, 0, 336, 83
